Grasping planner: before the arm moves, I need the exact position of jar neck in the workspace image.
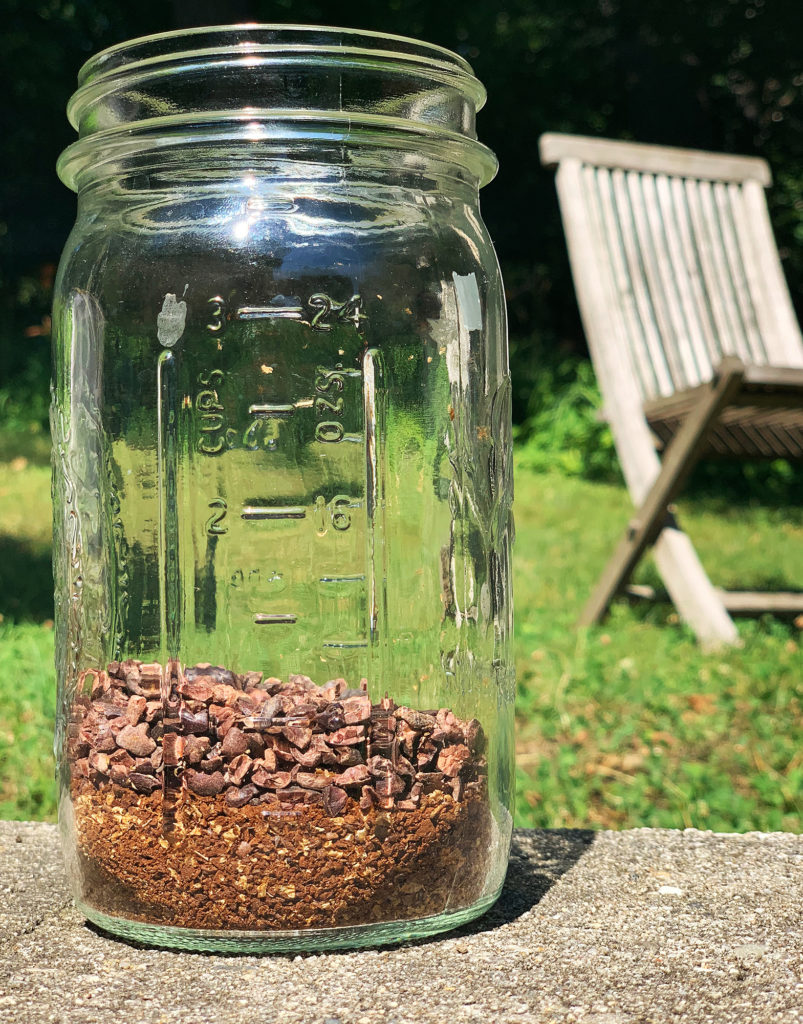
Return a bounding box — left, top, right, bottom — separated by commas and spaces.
59, 24, 497, 193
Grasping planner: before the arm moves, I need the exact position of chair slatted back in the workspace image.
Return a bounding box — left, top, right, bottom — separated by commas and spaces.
541, 135, 803, 404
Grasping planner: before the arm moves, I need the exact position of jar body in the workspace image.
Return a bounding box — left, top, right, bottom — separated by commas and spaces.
53, 28, 513, 952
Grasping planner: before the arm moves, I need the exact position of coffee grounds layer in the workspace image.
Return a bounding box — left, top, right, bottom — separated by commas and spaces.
72, 782, 491, 930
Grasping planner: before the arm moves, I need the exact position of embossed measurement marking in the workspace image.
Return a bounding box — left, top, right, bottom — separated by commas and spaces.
248, 399, 315, 417
195, 292, 370, 642
207, 294, 366, 334
241, 506, 307, 520
237, 305, 304, 321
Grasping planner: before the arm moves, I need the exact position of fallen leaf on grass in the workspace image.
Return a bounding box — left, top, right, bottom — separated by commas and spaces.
649, 730, 677, 747
687, 693, 717, 714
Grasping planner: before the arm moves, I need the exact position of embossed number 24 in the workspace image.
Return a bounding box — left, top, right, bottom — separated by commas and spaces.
308, 294, 365, 332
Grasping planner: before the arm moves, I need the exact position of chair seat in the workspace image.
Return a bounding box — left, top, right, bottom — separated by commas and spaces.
644, 365, 803, 459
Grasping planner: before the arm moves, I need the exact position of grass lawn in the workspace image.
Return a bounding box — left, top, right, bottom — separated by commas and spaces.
0, 432, 800, 831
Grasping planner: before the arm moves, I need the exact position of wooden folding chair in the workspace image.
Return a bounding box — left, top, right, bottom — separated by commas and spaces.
539, 133, 803, 647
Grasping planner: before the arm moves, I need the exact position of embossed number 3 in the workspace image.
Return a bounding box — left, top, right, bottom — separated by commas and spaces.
207, 296, 227, 334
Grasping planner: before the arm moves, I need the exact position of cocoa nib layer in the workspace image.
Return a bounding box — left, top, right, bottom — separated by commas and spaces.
73, 782, 492, 930
69, 662, 488, 815
68, 663, 493, 931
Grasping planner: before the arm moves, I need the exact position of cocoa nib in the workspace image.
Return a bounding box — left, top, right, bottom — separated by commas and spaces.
395, 720, 418, 758
322, 785, 348, 816
360, 785, 379, 810
130, 772, 160, 794
252, 768, 291, 790
185, 769, 225, 796
395, 706, 437, 732
257, 749, 278, 773
186, 664, 237, 688
209, 705, 236, 738
124, 695, 147, 725
145, 700, 162, 723
88, 751, 110, 775
464, 719, 486, 753
225, 753, 252, 786
291, 743, 322, 769
220, 727, 249, 759
416, 737, 438, 770
109, 749, 134, 768
416, 772, 451, 794
324, 725, 365, 746
177, 679, 216, 703
374, 773, 405, 798
279, 787, 308, 806
85, 669, 110, 699
331, 746, 363, 767
281, 724, 312, 750
434, 709, 464, 744
341, 695, 372, 724
295, 771, 332, 791
332, 764, 371, 788
246, 732, 266, 759
225, 784, 259, 807
367, 755, 395, 778
315, 704, 346, 732
94, 727, 117, 754
179, 707, 209, 735
116, 724, 156, 758
437, 744, 470, 778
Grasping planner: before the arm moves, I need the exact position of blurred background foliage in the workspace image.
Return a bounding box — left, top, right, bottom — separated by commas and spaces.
0, 0, 801, 456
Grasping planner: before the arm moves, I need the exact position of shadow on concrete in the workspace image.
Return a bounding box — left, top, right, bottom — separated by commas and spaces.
455, 827, 596, 937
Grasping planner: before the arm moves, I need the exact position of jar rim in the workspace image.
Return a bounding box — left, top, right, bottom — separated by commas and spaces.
75, 23, 478, 91
60, 23, 498, 193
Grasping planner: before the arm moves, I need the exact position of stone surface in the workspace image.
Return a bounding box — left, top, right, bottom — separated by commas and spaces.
0, 821, 800, 1023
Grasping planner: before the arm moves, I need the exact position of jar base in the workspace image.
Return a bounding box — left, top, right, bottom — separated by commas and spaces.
76, 888, 503, 953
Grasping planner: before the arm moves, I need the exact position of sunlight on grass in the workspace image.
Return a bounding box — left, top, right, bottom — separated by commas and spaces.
513, 466, 802, 833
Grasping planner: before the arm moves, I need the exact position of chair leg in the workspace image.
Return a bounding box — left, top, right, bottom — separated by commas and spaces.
580, 513, 739, 647
579, 358, 747, 644
579, 508, 675, 628
652, 527, 739, 649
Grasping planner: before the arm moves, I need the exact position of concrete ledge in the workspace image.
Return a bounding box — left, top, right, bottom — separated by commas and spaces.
0, 821, 800, 1023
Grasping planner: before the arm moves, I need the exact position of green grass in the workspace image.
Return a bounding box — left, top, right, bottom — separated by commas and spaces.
513, 469, 802, 833
0, 621, 56, 819
0, 432, 800, 831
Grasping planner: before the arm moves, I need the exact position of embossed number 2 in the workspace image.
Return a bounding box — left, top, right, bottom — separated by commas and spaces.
314, 396, 344, 416
206, 498, 228, 535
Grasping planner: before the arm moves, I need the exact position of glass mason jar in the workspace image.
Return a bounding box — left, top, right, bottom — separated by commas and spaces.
52, 24, 514, 952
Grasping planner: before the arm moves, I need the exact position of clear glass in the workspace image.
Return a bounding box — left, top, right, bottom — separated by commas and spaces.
52, 24, 514, 952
